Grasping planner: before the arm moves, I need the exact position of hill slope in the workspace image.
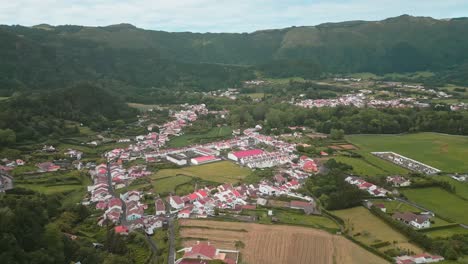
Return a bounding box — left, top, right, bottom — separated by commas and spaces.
1, 15, 468, 91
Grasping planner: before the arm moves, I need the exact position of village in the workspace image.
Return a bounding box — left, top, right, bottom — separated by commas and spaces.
2, 100, 464, 264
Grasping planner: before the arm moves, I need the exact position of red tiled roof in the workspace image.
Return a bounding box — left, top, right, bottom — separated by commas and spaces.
184, 242, 217, 259
232, 149, 263, 158
192, 155, 217, 163
109, 198, 123, 208
188, 193, 199, 201
171, 196, 184, 205
115, 225, 128, 233
197, 189, 208, 198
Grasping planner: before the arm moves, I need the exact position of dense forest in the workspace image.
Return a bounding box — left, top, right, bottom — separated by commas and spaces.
224, 102, 468, 135
0, 189, 144, 264
2, 15, 468, 93
0, 83, 137, 144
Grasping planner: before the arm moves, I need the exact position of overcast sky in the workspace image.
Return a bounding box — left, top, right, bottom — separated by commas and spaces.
1, 0, 467, 32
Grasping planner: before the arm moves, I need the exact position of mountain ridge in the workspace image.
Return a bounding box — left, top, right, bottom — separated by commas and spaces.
1, 15, 468, 91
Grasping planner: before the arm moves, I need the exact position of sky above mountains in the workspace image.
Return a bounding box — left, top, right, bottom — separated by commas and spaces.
2, 0, 467, 32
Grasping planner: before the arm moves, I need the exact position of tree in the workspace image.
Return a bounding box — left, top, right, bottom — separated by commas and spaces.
0, 129, 16, 147
329, 128, 344, 140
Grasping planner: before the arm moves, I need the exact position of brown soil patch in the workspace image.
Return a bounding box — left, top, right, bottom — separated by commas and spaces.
329, 144, 357, 150
179, 220, 388, 264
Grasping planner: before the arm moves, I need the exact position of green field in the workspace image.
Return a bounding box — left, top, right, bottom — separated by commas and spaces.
152, 175, 192, 194
347, 133, 468, 172
401, 187, 468, 224
422, 226, 468, 239
436, 176, 468, 200
15, 171, 91, 206
334, 156, 387, 176
242, 208, 339, 231
333, 206, 423, 254
245, 93, 265, 99
168, 126, 232, 147
151, 161, 251, 184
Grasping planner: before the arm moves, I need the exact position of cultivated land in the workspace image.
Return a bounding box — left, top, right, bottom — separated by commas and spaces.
167, 126, 232, 147
151, 161, 251, 184
347, 133, 468, 172
179, 219, 388, 264
401, 187, 468, 224
333, 206, 423, 254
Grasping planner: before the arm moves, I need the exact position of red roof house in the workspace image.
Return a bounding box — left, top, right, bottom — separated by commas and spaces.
183, 242, 217, 260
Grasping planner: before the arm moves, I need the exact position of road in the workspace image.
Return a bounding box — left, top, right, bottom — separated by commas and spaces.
106, 161, 127, 225
167, 217, 176, 264
145, 234, 159, 264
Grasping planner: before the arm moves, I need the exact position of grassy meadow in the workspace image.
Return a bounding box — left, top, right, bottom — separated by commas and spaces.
347, 133, 468, 172
401, 187, 468, 224
151, 161, 251, 184
168, 126, 232, 147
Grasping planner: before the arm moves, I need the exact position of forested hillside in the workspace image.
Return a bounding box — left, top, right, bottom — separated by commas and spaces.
0, 83, 137, 143
1, 15, 468, 93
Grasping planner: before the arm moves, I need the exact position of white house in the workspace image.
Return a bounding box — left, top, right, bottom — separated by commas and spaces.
166, 154, 187, 166
393, 212, 431, 229
169, 196, 185, 210
155, 199, 166, 216
178, 209, 191, 219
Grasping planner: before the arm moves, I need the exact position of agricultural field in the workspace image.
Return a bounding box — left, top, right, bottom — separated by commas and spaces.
167, 126, 232, 147
151, 161, 251, 184
245, 92, 265, 99
179, 219, 388, 264
401, 187, 468, 224
15, 171, 91, 207
333, 206, 423, 255
436, 175, 468, 200
127, 102, 162, 111
347, 133, 468, 172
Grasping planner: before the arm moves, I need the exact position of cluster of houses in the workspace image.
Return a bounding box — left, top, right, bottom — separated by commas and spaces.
386, 176, 411, 187
167, 169, 314, 219
0, 158, 25, 172
227, 149, 291, 169
176, 241, 238, 264
294, 93, 422, 109
372, 152, 441, 175
204, 88, 240, 100
88, 164, 166, 234
345, 176, 389, 197
395, 253, 444, 264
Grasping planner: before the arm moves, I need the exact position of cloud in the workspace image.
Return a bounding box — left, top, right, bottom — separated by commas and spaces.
1, 0, 467, 32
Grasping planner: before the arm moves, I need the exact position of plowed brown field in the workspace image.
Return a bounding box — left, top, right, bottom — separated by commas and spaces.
179, 220, 388, 264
